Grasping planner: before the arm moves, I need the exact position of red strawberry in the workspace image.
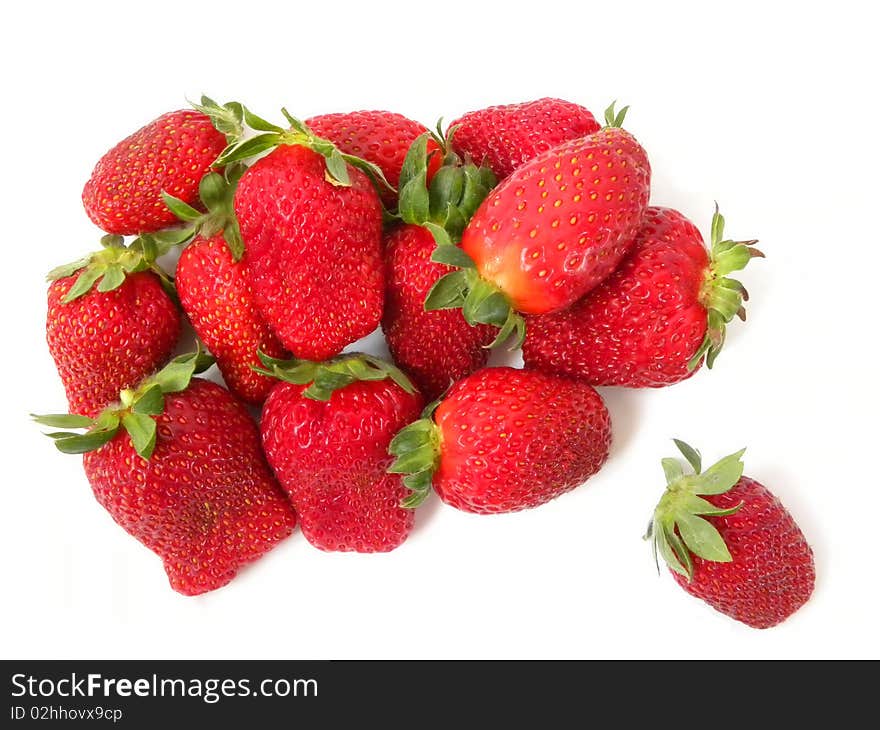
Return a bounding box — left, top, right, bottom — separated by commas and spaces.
523, 206, 762, 386
389, 367, 611, 514
82, 109, 227, 235
305, 110, 443, 208
449, 97, 601, 180
34, 352, 297, 596
46, 237, 181, 417
219, 109, 386, 361
425, 105, 650, 345
647, 441, 815, 629
258, 353, 422, 552
170, 166, 288, 404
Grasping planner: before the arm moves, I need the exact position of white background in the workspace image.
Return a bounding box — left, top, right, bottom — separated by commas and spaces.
1, 0, 877, 659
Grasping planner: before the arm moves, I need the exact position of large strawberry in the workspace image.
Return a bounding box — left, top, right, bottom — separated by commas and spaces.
646, 441, 815, 629
523, 206, 762, 386
425, 105, 650, 345
305, 110, 443, 208
168, 165, 288, 404
82, 108, 228, 235
449, 97, 601, 180
383, 134, 497, 399
389, 367, 611, 514
258, 353, 422, 552
33, 352, 297, 596
46, 235, 183, 416
214, 107, 388, 361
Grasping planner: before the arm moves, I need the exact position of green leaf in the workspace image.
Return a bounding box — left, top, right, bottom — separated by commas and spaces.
97, 264, 126, 293
243, 106, 285, 133
464, 289, 509, 327
424, 271, 468, 310
162, 192, 203, 222
693, 449, 745, 495
679, 493, 743, 518
198, 172, 227, 210
62, 265, 105, 302
223, 221, 245, 261
32, 413, 93, 429
672, 439, 702, 474
151, 351, 212, 394
423, 221, 453, 250
215, 133, 281, 166
430, 244, 476, 270
400, 469, 433, 508
655, 523, 689, 579
388, 420, 434, 455
387, 443, 437, 474
131, 384, 164, 416
324, 149, 351, 186
398, 134, 430, 224
428, 165, 464, 221
122, 412, 158, 460
54, 427, 118, 454
661, 458, 684, 485
47, 256, 91, 281
675, 512, 732, 563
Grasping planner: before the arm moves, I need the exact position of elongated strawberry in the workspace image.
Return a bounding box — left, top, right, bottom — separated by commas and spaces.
46, 234, 183, 416
389, 367, 611, 514
523, 206, 762, 386
33, 352, 296, 596
305, 110, 443, 208
449, 97, 600, 180
647, 441, 815, 629
169, 165, 288, 403
425, 104, 650, 345
258, 353, 422, 552
214, 106, 389, 361
383, 135, 497, 399
82, 109, 228, 235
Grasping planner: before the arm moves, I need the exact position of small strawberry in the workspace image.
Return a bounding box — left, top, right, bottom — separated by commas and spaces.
383, 134, 498, 399
389, 367, 611, 514
46, 235, 183, 416
258, 353, 422, 553
82, 108, 228, 235
215, 106, 389, 361
168, 165, 288, 404
646, 441, 815, 629
33, 352, 297, 596
305, 110, 443, 208
425, 104, 650, 345
449, 97, 601, 180
523, 206, 762, 386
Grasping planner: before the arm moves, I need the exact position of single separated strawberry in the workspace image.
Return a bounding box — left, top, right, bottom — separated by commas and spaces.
449, 97, 601, 180
82, 109, 228, 235
389, 367, 611, 514
383, 134, 498, 399
646, 441, 815, 629
424, 104, 650, 346
214, 106, 389, 361
258, 353, 422, 552
46, 234, 183, 416
34, 352, 297, 596
305, 110, 443, 208
169, 164, 288, 404
523, 206, 762, 386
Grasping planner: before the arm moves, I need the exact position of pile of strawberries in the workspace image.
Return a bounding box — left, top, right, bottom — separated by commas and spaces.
37, 97, 815, 629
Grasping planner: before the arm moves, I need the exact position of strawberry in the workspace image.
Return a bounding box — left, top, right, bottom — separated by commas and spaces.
215, 107, 388, 361
449, 97, 601, 180
169, 165, 288, 404
425, 105, 650, 345
34, 352, 297, 596
383, 134, 498, 399
46, 235, 182, 417
646, 441, 815, 629
389, 367, 611, 514
82, 109, 227, 235
258, 353, 422, 552
523, 206, 762, 386
305, 110, 443, 208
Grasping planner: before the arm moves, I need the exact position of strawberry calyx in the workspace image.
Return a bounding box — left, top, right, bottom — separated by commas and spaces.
387, 400, 442, 508
32, 350, 214, 460
162, 163, 246, 260
603, 101, 630, 129
688, 205, 763, 371
189, 95, 245, 143
253, 351, 415, 402
645, 440, 746, 581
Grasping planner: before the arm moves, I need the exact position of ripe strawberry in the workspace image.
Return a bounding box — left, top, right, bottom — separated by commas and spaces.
449, 97, 601, 180
647, 441, 815, 629
217, 108, 387, 361
46, 236, 181, 417
34, 352, 297, 596
169, 165, 288, 404
82, 109, 227, 235
523, 206, 762, 385
383, 134, 497, 399
258, 353, 422, 552
305, 110, 443, 208
425, 105, 650, 345
389, 367, 611, 514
